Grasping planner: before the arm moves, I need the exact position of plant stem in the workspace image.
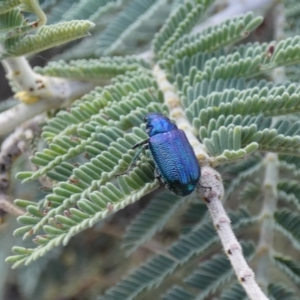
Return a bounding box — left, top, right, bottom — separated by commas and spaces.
200, 166, 269, 300
152, 64, 210, 164
255, 2, 283, 291
256, 153, 278, 290
0, 198, 24, 217
0, 55, 95, 136
153, 64, 269, 300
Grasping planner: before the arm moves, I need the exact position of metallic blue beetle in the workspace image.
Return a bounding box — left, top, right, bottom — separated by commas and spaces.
127, 112, 201, 196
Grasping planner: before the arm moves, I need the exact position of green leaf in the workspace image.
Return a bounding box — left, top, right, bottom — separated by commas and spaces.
272, 36, 300, 67
220, 283, 247, 300
268, 283, 299, 300
9, 165, 159, 267
164, 12, 263, 68
2, 20, 95, 57
153, 0, 214, 58
99, 209, 254, 300
277, 180, 300, 209
162, 286, 194, 300
97, 0, 164, 56
181, 202, 208, 233
18, 85, 161, 182
273, 255, 300, 286
35, 56, 150, 80
163, 241, 254, 300
274, 209, 300, 250
0, 0, 20, 15
61, 0, 120, 22
123, 192, 186, 254
0, 7, 29, 43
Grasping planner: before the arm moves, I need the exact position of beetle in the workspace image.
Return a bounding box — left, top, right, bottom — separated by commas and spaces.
123, 112, 201, 196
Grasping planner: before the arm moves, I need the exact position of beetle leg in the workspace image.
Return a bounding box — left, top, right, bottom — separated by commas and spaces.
154, 169, 165, 188
132, 139, 149, 149
117, 143, 148, 176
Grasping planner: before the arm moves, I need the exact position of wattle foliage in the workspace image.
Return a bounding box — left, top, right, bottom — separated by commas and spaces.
1, 0, 300, 299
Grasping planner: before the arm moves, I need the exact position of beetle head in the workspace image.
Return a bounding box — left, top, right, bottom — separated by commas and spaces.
144, 112, 177, 136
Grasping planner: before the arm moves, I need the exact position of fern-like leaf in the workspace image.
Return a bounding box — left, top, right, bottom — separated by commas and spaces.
223, 154, 263, 200
17, 83, 161, 182
278, 180, 300, 209
0, 8, 26, 43
97, 0, 163, 56
99, 209, 254, 299
163, 12, 263, 67
172, 36, 300, 82
268, 283, 299, 300
0, 0, 20, 14
35, 56, 150, 80
181, 202, 208, 233
153, 0, 214, 58
7, 166, 159, 268
273, 255, 300, 286
123, 192, 187, 255
220, 283, 247, 300
162, 286, 194, 300
272, 35, 300, 67
2, 20, 95, 57
274, 209, 300, 250
164, 241, 254, 300
61, 0, 120, 22
41, 70, 156, 142
203, 124, 300, 158
17, 126, 156, 234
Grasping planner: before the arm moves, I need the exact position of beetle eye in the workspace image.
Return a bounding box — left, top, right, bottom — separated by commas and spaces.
143, 116, 147, 122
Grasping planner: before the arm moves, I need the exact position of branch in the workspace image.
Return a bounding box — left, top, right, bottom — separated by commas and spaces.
153, 64, 269, 299
256, 153, 278, 290
0, 115, 48, 193
22, 0, 47, 28
200, 166, 269, 300
0, 120, 41, 218
0, 56, 96, 136
152, 64, 210, 164
0, 197, 24, 217
255, 3, 283, 291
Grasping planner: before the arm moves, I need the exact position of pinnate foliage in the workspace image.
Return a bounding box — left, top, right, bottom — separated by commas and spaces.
0, 2, 94, 58
3, 0, 300, 299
